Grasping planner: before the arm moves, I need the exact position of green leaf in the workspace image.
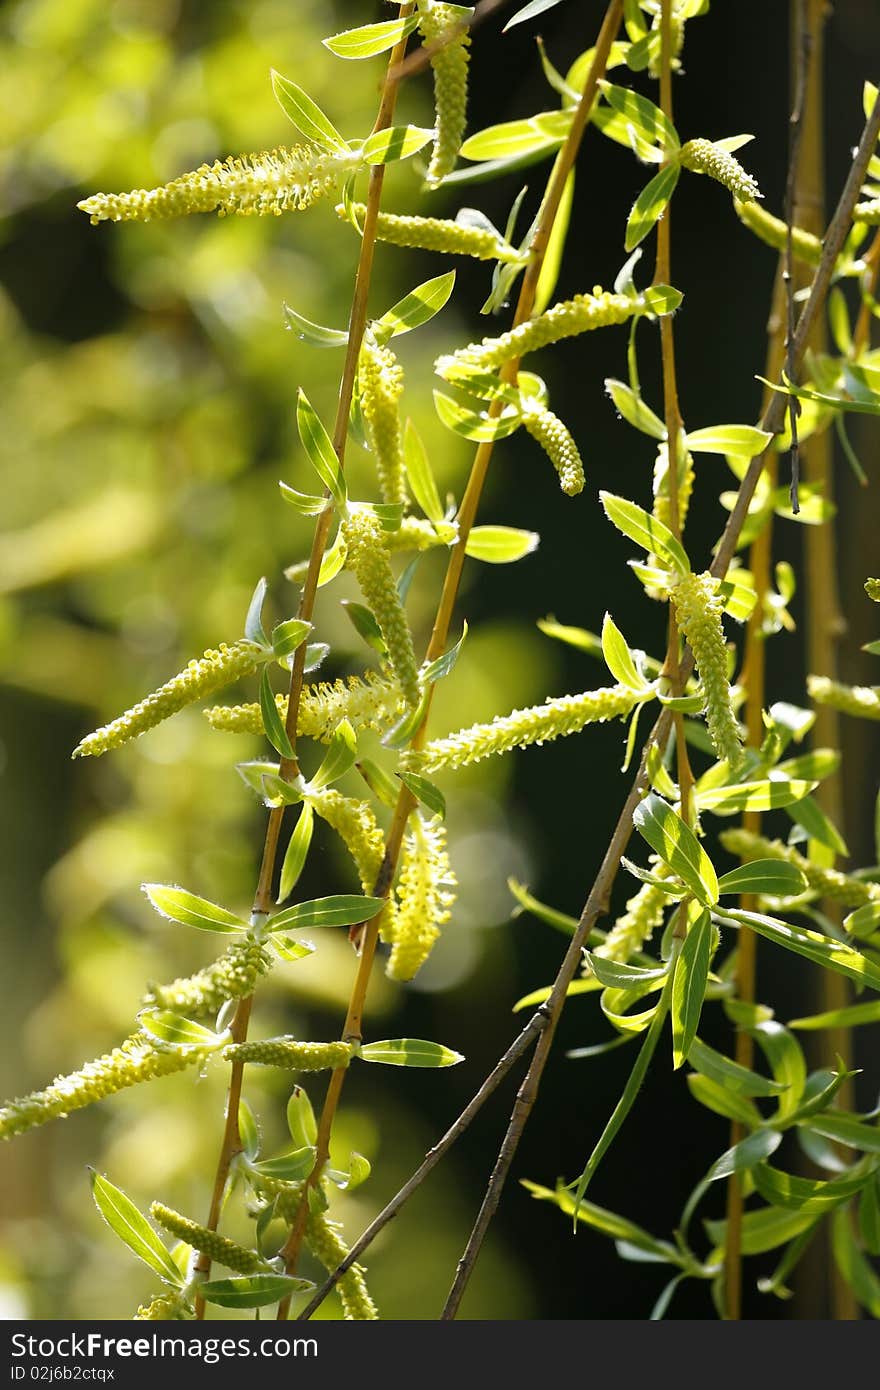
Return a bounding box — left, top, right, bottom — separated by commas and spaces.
844, 902, 880, 941
687, 1072, 763, 1127
260, 668, 295, 760
716, 859, 808, 898
421, 623, 469, 686
534, 168, 574, 315
279, 803, 314, 904
805, 1113, 880, 1154
832, 1206, 880, 1317
523, 1181, 680, 1263
597, 81, 680, 156
641, 284, 684, 317
340, 600, 386, 656
287, 1086, 317, 1148
399, 771, 446, 820
859, 1173, 880, 1255
688, 1036, 787, 1098
377, 272, 456, 340
697, 779, 816, 815
685, 424, 773, 458
605, 379, 666, 439
361, 125, 435, 165
251, 1146, 317, 1182
705, 1205, 815, 1258
722, 908, 880, 993
776, 748, 840, 781
625, 162, 681, 252
753, 1162, 869, 1213
404, 419, 444, 523
672, 909, 712, 1068
272, 619, 311, 660
323, 14, 420, 59
600, 491, 690, 575
789, 999, 880, 1031
296, 390, 346, 507
90, 1172, 183, 1288
601, 612, 649, 691
460, 111, 572, 162
465, 525, 539, 564
680, 1129, 783, 1238
586, 954, 669, 989
238, 1099, 260, 1161
270, 70, 347, 152
142, 884, 248, 934
308, 719, 357, 791
359, 1038, 464, 1067
633, 793, 719, 906
504, 0, 566, 30
508, 879, 578, 935
282, 302, 348, 348
750, 1020, 806, 1121
200, 1275, 313, 1309
271, 935, 316, 963
357, 757, 401, 809
434, 389, 522, 441
787, 795, 849, 856
139, 1011, 224, 1051
279, 483, 330, 516
245, 577, 269, 647
266, 895, 384, 934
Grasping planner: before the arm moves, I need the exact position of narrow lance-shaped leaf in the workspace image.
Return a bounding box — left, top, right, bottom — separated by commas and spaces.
270, 70, 347, 152
90, 1172, 184, 1288
139, 1011, 225, 1051
403, 420, 444, 523
323, 15, 420, 59
600, 491, 690, 575
260, 668, 295, 760
633, 793, 719, 906
359, 1039, 464, 1068
200, 1275, 313, 1309
671, 909, 712, 1069
296, 390, 346, 507
625, 162, 681, 253
308, 719, 357, 791
601, 612, 650, 691
361, 125, 435, 165
143, 884, 249, 934
266, 895, 385, 933
279, 803, 314, 904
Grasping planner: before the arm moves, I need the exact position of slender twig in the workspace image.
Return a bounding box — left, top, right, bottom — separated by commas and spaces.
438, 80, 880, 1323
389, 0, 514, 83
784, 2, 810, 514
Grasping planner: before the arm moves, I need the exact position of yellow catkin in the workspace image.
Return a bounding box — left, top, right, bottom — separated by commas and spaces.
204, 671, 404, 741
386, 815, 456, 981
807, 675, 880, 722
224, 1039, 352, 1070
0, 1033, 203, 1140
653, 442, 695, 534
520, 399, 585, 496
340, 203, 520, 261
150, 1203, 268, 1275
594, 862, 674, 963
866, 578, 880, 601
734, 200, 823, 266
305, 1210, 378, 1320
342, 511, 420, 706
419, 3, 472, 186
406, 684, 637, 774
74, 640, 265, 758
719, 829, 880, 909
680, 140, 762, 202
134, 1294, 191, 1320
436, 290, 650, 379
78, 146, 359, 224
144, 939, 271, 1018
306, 787, 387, 895
359, 333, 407, 507
670, 571, 743, 769
647, 11, 685, 78
385, 517, 458, 552
855, 197, 880, 225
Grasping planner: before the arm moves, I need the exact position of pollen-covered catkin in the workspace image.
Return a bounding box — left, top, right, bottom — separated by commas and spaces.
78, 147, 359, 224
385, 517, 458, 553
0, 1033, 204, 1140
807, 675, 880, 721
680, 140, 762, 202
520, 399, 585, 496
418, 3, 472, 187
342, 511, 420, 707
405, 685, 637, 774
306, 1209, 378, 1320
594, 862, 675, 963
386, 815, 456, 982
670, 571, 743, 769
144, 939, 271, 1017
134, 1294, 191, 1321
74, 640, 266, 758
204, 670, 404, 742
150, 1204, 269, 1275
734, 200, 823, 266
866, 578, 880, 601
340, 204, 520, 261
359, 333, 407, 507
719, 829, 880, 909
306, 787, 387, 895
224, 1039, 353, 1071
855, 197, 880, 225
436, 290, 649, 379
653, 441, 694, 534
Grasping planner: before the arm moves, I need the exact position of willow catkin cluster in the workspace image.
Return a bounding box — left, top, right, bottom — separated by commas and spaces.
866, 578, 880, 601
385, 814, 456, 982
418, 2, 471, 187
807, 675, 880, 722
306, 787, 387, 896
204, 670, 404, 742
74, 640, 265, 758
305, 1210, 378, 1320
594, 861, 674, 964
855, 197, 880, 225
653, 441, 695, 534
0, 1033, 203, 1140
150, 1204, 268, 1275
224, 1039, 352, 1071
406, 684, 637, 774
359, 333, 407, 507
385, 517, 457, 552
134, 1294, 191, 1321
670, 571, 743, 769
342, 511, 420, 706
436, 290, 648, 379
520, 399, 585, 496
144, 939, 271, 1018
340, 204, 519, 261
719, 829, 880, 909
79, 147, 358, 224
647, 10, 685, 78
680, 140, 762, 203
734, 200, 823, 267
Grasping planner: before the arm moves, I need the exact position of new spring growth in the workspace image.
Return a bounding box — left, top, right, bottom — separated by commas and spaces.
135, 1294, 191, 1321
306, 1209, 378, 1320
360, 331, 407, 508
144, 939, 271, 1018
386, 814, 456, 982
520, 396, 585, 497
225, 1039, 353, 1070
339, 204, 521, 262
653, 438, 694, 535
405, 685, 638, 774
205, 671, 404, 741
734, 200, 823, 267
79, 146, 359, 224
679, 140, 762, 203
807, 675, 880, 722
855, 197, 880, 224
594, 861, 674, 964
306, 787, 388, 897
150, 1204, 270, 1275
74, 640, 267, 758
720, 829, 880, 909
418, 2, 472, 187
0, 1032, 204, 1140
385, 517, 458, 552
647, 7, 685, 79
669, 571, 744, 770
866, 578, 880, 601
341, 511, 421, 706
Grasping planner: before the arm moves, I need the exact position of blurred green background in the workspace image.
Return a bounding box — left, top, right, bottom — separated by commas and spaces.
1, 0, 879, 1320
